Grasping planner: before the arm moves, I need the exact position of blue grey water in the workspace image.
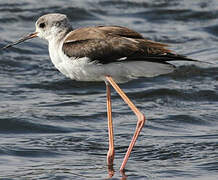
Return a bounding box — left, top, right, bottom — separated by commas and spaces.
0, 0, 218, 179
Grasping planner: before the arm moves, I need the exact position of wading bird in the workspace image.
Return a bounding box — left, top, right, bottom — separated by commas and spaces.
2, 13, 198, 175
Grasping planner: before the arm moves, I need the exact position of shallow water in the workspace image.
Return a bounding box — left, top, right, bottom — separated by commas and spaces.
0, 0, 218, 179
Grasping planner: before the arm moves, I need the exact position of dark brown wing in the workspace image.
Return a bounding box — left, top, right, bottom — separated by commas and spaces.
62, 26, 195, 64
64, 26, 144, 42
96, 26, 144, 39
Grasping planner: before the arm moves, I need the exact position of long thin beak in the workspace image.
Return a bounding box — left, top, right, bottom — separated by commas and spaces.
1, 32, 38, 50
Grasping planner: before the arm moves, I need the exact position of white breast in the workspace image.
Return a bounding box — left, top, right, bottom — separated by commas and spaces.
48, 39, 106, 81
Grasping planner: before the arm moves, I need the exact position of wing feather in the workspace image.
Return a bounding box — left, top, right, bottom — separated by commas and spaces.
62, 26, 196, 64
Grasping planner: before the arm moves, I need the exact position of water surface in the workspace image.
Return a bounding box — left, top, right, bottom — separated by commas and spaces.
0, 0, 218, 179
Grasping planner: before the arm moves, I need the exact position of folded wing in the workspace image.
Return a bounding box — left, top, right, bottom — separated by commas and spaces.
62, 26, 196, 65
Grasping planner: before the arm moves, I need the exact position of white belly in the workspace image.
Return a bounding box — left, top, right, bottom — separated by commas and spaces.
55, 57, 107, 81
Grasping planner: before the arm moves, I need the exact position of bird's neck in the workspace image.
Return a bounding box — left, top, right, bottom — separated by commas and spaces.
49, 27, 73, 44
59, 27, 72, 38
47, 27, 73, 68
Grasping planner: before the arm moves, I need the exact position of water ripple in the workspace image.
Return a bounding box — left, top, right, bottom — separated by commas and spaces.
1, 0, 218, 179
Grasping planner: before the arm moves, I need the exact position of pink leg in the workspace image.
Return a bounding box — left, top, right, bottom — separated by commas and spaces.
106, 83, 115, 176
105, 76, 146, 172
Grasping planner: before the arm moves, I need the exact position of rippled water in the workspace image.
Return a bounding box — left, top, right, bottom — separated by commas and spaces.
0, 0, 218, 179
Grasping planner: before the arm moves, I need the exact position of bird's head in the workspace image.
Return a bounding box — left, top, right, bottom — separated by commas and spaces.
1, 13, 71, 49
35, 13, 71, 41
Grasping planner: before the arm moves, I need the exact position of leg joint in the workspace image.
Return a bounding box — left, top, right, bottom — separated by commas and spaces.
137, 113, 146, 129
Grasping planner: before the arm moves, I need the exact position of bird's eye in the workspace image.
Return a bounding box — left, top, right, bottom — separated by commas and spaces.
39, 22, 46, 28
